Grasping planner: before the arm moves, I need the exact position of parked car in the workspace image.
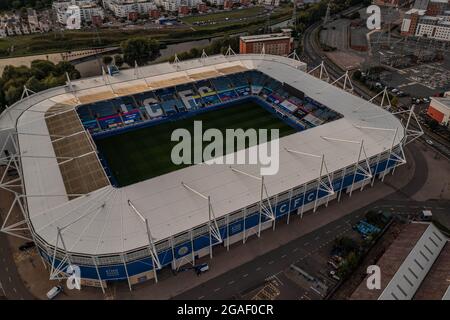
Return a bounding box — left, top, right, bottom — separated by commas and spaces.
194, 263, 209, 275
327, 260, 339, 269
329, 270, 341, 281
426, 139, 434, 145
46, 285, 63, 300
19, 241, 35, 251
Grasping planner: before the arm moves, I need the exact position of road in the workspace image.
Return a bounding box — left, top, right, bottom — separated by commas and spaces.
0, 216, 35, 300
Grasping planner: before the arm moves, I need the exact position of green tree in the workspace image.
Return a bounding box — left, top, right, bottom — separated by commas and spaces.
429, 119, 439, 131
102, 55, 113, 66
4, 86, 22, 105
114, 54, 124, 68
25, 76, 47, 92
0, 60, 79, 110
121, 37, 160, 66
55, 61, 80, 79
30, 60, 56, 80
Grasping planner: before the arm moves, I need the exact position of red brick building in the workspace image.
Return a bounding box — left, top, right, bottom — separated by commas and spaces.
400, 9, 425, 36
224, 0, 234, 9
128, 11, 138, 21
178, 5, 190, 16
426, 0, 448, 16
91, 15, 102, 27
374, 0, 414, 7
427, 96, 450, 126
197, 3, 208, 13
149, 9, 161, 19
239, 30, 294, 56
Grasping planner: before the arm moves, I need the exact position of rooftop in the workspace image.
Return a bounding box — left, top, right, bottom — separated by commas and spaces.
240, 33, 292, 43
431, 96, 450, 109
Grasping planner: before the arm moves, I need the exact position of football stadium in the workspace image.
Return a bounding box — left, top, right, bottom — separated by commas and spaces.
0, 53, 412, 291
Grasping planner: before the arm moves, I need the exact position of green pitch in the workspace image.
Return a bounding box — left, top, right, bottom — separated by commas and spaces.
95, 101, 296, 187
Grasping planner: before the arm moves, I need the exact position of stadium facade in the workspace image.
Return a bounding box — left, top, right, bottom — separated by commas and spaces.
0, 53, 422, 291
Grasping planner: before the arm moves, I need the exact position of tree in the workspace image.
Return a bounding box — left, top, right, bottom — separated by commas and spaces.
334, 236, 359, 256
4, 86, 21, 105
121, 37, 160, 66
114, 54, 124, 68
102, 55, 113, 66
26, 76, 47, 92
55, 61, 81, 79
428, 119, 439, 131
30, 60, 57, 80
353, 70, 362, 81
1, 60, 79, 111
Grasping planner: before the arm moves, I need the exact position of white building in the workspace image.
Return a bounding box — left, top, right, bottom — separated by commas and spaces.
415, 15, 450, 41
210, 0, 224, 5
258, 0, 280, 6
154, 0, 201, 13
102, 0, 157, 18
53, 0, 104, 24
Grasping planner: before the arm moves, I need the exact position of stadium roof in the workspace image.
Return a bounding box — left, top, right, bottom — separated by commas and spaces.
1, 54, 405, 256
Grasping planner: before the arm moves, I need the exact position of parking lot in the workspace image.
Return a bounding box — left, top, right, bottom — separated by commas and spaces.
237, 217, 378, 300
236, 209, 395, 300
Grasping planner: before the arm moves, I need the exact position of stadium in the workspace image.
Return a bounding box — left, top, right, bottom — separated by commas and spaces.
0, 53, 413, 291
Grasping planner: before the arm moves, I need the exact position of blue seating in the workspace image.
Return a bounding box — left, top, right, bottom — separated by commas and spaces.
196, 80, 216, 96
90, 101, 117, 118
133, 91, 159, 107
211, 77, 234, 92
78, 69, 343, 135
248, 70, 268, 87
77, 106, 94, 122
156, 87, 177, 102
227, 73, 248, 88
111, 96, 137, 113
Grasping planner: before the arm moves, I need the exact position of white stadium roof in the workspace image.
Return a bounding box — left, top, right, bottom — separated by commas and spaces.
0, 54, 405, 256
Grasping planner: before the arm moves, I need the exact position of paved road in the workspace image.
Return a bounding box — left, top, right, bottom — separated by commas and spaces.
0, 216, 35, 300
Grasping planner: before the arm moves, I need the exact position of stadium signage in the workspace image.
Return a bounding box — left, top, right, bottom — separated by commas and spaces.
171, 121, 280, 175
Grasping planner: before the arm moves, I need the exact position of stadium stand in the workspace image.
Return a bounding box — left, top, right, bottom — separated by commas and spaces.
76, 71, 343, 135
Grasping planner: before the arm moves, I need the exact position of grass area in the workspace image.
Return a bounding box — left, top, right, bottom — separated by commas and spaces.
95, 101, 296, 187
185, 5, 292, 31
181, 6, 266, 24
0, 28, 180, 57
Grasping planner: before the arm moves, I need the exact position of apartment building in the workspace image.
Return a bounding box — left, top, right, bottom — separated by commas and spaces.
102, 0, 156, 18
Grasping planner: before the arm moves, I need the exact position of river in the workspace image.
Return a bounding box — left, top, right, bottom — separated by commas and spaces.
73, 37, 222, 78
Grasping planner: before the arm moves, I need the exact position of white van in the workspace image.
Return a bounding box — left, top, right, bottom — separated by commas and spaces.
46, 285, 63, 300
